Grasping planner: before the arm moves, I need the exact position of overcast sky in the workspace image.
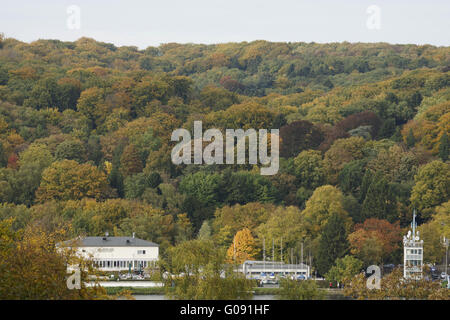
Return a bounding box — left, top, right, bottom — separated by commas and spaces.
1, 0, 449, 49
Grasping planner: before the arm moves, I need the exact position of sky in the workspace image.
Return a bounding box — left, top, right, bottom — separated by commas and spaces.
1, 0, 449, 49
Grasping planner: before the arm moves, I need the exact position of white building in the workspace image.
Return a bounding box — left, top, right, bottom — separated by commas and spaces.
60, 234, 159, 272
403, 211, 423, 279
237, 260, 311, 280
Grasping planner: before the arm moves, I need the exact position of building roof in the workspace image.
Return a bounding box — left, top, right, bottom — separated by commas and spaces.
60, 236, 159, 248
241, 260, 310, 269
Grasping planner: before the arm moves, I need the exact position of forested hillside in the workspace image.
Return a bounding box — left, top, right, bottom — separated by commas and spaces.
0, 35, 449, 277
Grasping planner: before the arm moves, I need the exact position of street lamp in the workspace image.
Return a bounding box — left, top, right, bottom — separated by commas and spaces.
442, 236, 449, 277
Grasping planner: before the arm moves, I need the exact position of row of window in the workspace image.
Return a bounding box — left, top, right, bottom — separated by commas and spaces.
405, 249, 422, 255
94, 260, 154, 269
406, 260, 422, 266
82, 249, 147, 254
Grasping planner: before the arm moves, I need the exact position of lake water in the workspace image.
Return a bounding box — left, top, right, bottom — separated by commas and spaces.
133, 295, 277, 300
132, 294, 350, 300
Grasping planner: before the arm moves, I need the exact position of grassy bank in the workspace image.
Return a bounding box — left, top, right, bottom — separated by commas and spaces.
106, 285, 348, 300
106, 286, 166, 295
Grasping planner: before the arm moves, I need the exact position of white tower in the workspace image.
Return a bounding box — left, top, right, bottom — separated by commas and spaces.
403, 209, 424, 279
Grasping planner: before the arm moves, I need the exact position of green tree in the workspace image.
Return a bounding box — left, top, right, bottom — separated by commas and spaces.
361, 174, 398, 223
108, 164, 124, 198
55, 139, 86, 163
123, 173, 150, 199
174, 213, 193, 244
0, 141, 6, 167
197, 220, 212, 240
179, 172, 221, 208
316, 213, 350, 276
338, 160, 366, 195
120, 144, 143, 177
410, 160, 450, 220
163, 239, 253, 300
438, 132, 449, 162
0, 143, 54, 205
325, 255, 363, 285
147, 171, 162, 188
293, 150, 326, 189
406, 128, 415, 148
76, 87, 107, 129
418, 221, 446, 264
324, 136, 366, 184
302, 185, 352, 238
277, 279, 324, 300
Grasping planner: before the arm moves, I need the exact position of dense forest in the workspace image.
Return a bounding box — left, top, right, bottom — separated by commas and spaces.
0, 34, 449, 280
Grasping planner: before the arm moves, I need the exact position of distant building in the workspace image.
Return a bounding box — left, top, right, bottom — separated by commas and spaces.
403, 210, 423, 279
237, 260, 310, 280
59, 233, 159, 272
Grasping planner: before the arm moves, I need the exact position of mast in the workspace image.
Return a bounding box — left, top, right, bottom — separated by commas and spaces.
309, 248, 312, 278
233, 239, 236, 262
272, 239, 275, 266
301, 242, 304, 277
280, 237, 283, 263
263, 237, 266, 272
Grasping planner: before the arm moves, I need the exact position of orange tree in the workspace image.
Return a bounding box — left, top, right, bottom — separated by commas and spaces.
226, 228, 259, 264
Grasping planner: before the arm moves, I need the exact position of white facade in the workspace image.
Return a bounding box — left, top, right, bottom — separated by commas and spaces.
60, 235, 159, 272
78, 245, 159, 271
238, 260, 311, 280
403, 211, 423, 279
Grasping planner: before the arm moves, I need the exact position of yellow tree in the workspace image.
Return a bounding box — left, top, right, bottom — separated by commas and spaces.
36, 160, 111, 202
301, 185, 353, 238
0, 219, 109, 300
344, 268, 449, 300
226, 228, 259, 264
